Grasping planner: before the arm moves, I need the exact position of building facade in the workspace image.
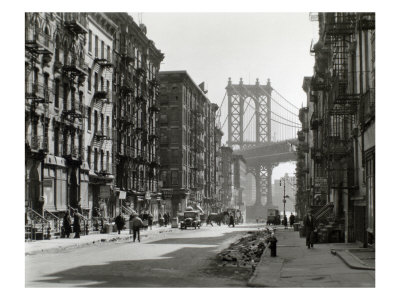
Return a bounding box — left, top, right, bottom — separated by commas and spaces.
232, 154, 247, 218
220, 146, 234, 211
84, 13, 117, 220
106, 13, 164, 221
297, 13, 375, 246
25, 13, 90, 230
157, 71, 218, 217
25, 12, 165, 237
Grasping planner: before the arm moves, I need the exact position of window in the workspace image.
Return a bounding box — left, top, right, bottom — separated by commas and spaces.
55, 36, 60, 62
63, 83, 68, 111
101, 41, 104, 59
106, 80, 110, 92
94, 148, 98, 171
88, 30, 92, 53
171, 171, 178, 185
87, 68, 92, 91
94, 72, 98, 92
94, 110, 98, 133
54, 126, 59, 156
100, 150, 104, 171
87, 146, 91, 165
79, 91, 83, 107
54, 79, 59, 108
107, 45, 111, 61
106, 151, 110, 173
87, 107, 92, 130
95, 35, 98, 57
101, 76, 104, 91
101, 113, 104, 133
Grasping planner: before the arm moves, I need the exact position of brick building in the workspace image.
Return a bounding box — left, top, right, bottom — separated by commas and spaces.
157, 71, 219, 217
297, 13, 375, 246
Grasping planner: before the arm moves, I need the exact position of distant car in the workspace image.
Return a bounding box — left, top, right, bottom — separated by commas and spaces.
180, 210, 201, 230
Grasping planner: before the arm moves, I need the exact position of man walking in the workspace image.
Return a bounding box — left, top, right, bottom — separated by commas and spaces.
228, 214, 235, 227
289, 213, 295, 228
131, 213, 144, 243
303, 209, 316, 248
115, 213, 125, 234
63, 210, 72, 238
73, 210, 81, 239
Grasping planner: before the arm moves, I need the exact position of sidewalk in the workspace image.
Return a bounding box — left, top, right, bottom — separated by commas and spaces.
25, 226, 175, 256
248, 228, 375, 287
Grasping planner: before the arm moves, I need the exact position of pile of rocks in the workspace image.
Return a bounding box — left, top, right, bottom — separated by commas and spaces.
217, 230, 270, 270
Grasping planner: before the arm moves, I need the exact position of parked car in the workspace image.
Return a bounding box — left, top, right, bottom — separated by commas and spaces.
180, 210, 201, 230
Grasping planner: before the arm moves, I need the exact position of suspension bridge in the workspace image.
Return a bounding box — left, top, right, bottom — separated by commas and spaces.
217, 77, 301, 218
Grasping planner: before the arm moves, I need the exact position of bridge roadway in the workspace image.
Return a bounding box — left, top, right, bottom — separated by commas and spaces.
233, 139, 298, 166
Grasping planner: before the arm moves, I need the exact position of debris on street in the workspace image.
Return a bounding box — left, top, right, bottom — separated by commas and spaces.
217, 229, 273, 270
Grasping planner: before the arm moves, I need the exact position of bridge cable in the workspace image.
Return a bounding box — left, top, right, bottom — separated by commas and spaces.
273, 89, 300, 110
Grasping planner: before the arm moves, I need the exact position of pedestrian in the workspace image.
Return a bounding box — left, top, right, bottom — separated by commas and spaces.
207, 214, 214, 227
131, 213, 144, 243
129, 213, 134, 234
303, 209, 316, 249
228, 214, 235, 227
283, 215, 288, 229
73, 210, 81, 239
158, 213, 164, 227
148, 213, 153, 230
267, 233, 278, 257
289, 213, 295, 227
63, 210, 72, 238
163, 213, 168, 227
166, 212, 170, 226
115, 213, 125, 234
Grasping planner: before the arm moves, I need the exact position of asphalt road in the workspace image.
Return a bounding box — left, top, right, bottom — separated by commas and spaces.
26, 225, 262, 287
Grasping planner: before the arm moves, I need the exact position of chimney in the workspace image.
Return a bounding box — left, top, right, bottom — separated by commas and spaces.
198, 82, 208, 94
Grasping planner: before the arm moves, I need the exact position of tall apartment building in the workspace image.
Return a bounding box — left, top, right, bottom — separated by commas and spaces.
214, 126, 224, 212
25, 13, 90, 229
84, 13, 117, 219
232, 154, 247, 218
220, 146, 234, 211
158, 71, 218, 217
297, 13, 375, 246
106, 13, 164, 219
25, 13, 165, 238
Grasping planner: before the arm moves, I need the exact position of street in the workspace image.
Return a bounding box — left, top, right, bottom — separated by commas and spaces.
26, 225, 257, 287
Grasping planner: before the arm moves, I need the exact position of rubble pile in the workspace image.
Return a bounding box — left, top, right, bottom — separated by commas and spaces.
217, 230, 270, 270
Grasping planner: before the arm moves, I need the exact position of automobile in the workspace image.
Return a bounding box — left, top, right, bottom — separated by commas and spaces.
180, 210, 201, 230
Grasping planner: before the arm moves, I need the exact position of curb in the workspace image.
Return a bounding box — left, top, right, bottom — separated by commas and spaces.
331, 249, 375, 271
25, 235, 132, 256
25, 228, 175, 256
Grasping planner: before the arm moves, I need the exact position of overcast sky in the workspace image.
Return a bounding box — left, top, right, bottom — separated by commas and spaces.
130, 12, 318, 180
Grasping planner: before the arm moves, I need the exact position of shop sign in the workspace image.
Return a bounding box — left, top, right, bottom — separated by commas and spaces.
119, 191, 126, 200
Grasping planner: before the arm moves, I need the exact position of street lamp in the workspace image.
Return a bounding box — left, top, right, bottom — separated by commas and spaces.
280, 177, 290, 228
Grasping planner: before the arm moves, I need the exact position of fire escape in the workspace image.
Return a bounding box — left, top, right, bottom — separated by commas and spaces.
25, 16, 54, 159
324, 13, 358, 191
62, 13, 88, 166
93, 54, 113, 177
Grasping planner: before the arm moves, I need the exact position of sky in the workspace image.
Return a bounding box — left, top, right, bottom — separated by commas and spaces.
131, 13, 318, 180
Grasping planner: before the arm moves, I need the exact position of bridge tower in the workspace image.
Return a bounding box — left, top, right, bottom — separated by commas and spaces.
226, 77, 272, 149
226, 78, 275, 209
